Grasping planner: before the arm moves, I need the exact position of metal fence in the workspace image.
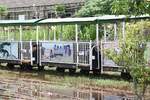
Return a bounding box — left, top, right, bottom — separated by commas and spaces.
101, 41, 120, 68
78, 42, 90, 64
21, 41, 32, 64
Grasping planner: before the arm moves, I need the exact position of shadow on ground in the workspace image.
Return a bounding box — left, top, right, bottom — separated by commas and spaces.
0, 65, 124, 82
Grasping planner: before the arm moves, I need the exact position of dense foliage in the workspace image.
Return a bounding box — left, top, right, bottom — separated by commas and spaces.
77, 0, 150, 16
76, 0, 113, 17
0, 5, 7, 16
111, 0, 150, 15
105, 21, 150, 99
53, 5, 66, 18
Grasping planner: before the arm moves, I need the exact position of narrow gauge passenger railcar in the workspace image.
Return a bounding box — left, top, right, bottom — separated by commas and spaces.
0, 15, 149, 75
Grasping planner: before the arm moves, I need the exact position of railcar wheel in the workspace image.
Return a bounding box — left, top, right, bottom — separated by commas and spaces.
7, 63, 15, 70
121, 69, 132, 80
20, 64, 29, 70
38, 66, 44, 71
27, 65, 33, 70
56, 67, 65, 73
93, 69, 101, 75
20, 64, 25, 70
80, 69, 89, 75
69, 69, 76, 75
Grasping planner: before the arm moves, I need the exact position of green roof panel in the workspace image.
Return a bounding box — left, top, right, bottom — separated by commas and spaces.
0, 15, 149, 26
0, 19, 41, 26
39, 15, 150, 25
38, 17, 97, 25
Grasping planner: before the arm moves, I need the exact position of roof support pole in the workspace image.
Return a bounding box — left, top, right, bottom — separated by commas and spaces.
19, 25, 23, 61
30, 40, 33, 65
53, 26, 56, 41
36, 25, 39, 64
36, 25, 39, 44
104, 24, 107, 42
19, 25, 22, 43
122, 21, 126, 41
59, 25, 63, 41
89, 40, 92, 71
1, 27, 4, 40
7, 27, 10, 40
96, 23, 101, 72
75, 24, 79, 66
43, 26, 46, 41
47, 26, 49, 41
75, 24, 78, 42
0, 28, 1, 40
114, 22, 117, 41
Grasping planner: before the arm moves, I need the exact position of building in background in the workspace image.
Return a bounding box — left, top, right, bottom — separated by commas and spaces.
0, 0, 84, 20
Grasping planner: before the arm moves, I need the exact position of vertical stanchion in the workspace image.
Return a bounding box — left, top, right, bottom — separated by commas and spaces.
75, 24, 79, 66
39, 45, 42, 66
36, 26, 39, 64
60, 25, 63, 41
43, 27, 46, 41
104, 24, 107, 42
53, 26, 56, 41
48, 26, 50, 41
96, 24, 100, 71
30, 40, 33, 65
114, 22, 117, 41
89, 40, 92, 70
122, 21, 126, 41
100, 40, 103, 73
103, 24, 106, 73
36, 26, 39, 45
19, 25, 23, 62
1, 27, 3, 40
0, 27, 1, 40
7, 27, 10, 40
4, 28, 6, 40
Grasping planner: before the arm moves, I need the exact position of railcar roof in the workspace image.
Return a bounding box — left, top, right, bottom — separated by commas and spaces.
0, 19, 41, 26
0, 15, 149, 26
96, 15, 150, 21
39, 15, 150, 25
38, 17, 97, 25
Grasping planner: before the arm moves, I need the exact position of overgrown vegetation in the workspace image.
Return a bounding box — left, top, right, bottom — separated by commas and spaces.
0, 0, 150, 99
77, 0, 150, 16
0, 5, 7, 16
105, 21, 150, 100
76, 1, 150, 99
53, 4, 66, 18
0, 68, 131, 91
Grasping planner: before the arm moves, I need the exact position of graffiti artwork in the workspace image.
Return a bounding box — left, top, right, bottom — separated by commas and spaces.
41, 42, 73, 63
0, 42, 18, 60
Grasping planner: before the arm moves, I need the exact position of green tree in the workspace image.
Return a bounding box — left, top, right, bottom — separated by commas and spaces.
76, 0, 113, 17
54, 4, 66, 18
106, 21, 150, 100
0, 5, 7, 16
111, 0, 150, 15
76, 0, 150, 42
77, 0, 150, 17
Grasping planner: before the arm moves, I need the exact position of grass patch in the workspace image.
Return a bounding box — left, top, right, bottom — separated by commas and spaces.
0, 66, 131, 91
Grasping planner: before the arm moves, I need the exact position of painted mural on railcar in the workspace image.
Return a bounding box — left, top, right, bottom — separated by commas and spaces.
0, 42, 18, 60
41, 42, 73, 63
